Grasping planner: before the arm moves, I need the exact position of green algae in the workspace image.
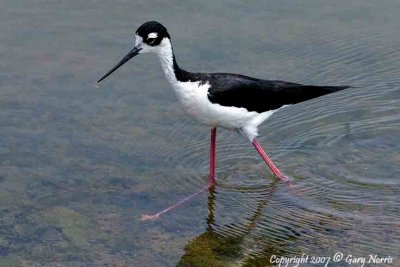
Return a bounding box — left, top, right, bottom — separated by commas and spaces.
42, 207, 92, 248
177, 231, 243, 267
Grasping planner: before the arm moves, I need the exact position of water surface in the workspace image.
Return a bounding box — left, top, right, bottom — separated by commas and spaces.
0, 0, 399, 266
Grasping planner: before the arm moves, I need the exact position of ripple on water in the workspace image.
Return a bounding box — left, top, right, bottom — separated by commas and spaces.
178, 74, 400, 263
3, 1, 400, 266
127, 25, 400, 264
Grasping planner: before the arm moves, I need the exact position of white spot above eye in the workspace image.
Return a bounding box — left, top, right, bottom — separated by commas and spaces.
148, 32, 158, 39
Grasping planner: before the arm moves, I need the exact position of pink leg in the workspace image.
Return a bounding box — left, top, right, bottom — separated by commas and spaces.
140, 127, 217, 221
252, 138, 290, 183
140, 184, 209, 221
209, 127, 217, 186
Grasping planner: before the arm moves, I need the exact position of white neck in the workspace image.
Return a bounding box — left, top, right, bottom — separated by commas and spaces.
156, 38, 178, 84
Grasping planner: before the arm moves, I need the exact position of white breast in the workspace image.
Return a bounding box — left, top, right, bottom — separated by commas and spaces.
155, 37, 278, 141
171, 80, 258, 129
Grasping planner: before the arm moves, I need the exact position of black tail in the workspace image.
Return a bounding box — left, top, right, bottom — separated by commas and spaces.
310, 85, 351, 94
299, 84, 350, 100
206, 76, 351, 113
268, 81, 351, 109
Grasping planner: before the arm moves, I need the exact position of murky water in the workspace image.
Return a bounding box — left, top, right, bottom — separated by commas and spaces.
1, 0, 399, 266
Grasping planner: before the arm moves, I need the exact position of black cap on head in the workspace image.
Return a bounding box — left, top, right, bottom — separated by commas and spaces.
136, 21, 170, 46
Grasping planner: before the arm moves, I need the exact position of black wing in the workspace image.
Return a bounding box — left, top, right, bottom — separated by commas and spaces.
205, 73, 349, 113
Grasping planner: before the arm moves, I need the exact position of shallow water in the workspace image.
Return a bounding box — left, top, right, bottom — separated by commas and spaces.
1, 0, 399, 266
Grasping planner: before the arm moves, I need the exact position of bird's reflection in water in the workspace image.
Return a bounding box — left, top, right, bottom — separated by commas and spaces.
177, 182, 297, 267
176, 176, 353, 267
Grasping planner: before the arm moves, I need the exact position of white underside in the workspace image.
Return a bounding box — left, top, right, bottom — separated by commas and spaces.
169, 80, 280, 141
149, 38, 283, 141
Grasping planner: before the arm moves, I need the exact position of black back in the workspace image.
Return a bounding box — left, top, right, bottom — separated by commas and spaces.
173, 69, 349, 113
145, 20, 350, 113
203, 73, 349, 112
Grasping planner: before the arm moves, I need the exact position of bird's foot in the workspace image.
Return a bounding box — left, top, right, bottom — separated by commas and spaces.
275, 174, 299, 194
140, 213, 161, 221
277, 174, 290, 183
139, 185, 209, 222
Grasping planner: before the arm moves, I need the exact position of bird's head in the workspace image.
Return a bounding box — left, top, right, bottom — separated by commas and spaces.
98, 21, 171, 83
135, 21, 170, 52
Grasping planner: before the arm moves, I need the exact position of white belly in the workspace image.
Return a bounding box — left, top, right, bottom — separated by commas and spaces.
155, 40, 278, 141
171, 81, 258, 129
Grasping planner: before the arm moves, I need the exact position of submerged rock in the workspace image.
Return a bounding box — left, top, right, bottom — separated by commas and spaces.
42, 207, 92, 248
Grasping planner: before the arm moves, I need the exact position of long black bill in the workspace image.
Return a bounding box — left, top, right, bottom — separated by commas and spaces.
97, 46, 142, 83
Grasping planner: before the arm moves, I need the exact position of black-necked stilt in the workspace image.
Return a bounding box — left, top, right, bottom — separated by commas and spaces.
98, 21, 349, 219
